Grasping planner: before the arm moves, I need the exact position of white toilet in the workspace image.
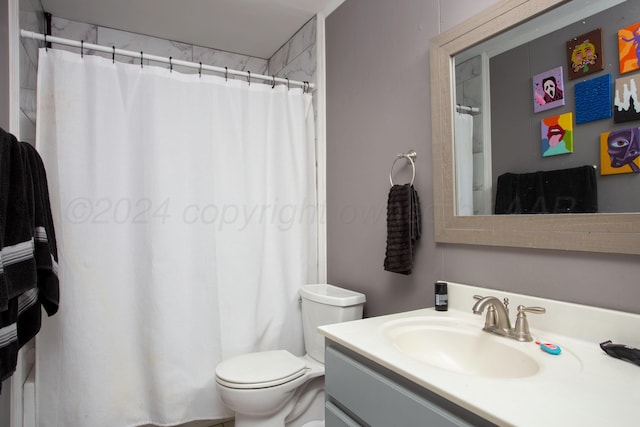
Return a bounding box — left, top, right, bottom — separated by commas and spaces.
215, 284, 366, 427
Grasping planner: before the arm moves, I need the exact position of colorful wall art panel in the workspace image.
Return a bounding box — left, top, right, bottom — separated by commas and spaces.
541, 112, 573, 157
533, 66, 565, 113
614, 74, 640, 123
600, 127, 640, 174
567, 28, 604, 80
575, 74, 612, 124
618, 22, 640, 74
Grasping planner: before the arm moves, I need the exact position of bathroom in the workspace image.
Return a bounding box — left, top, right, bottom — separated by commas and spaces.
2, 0, 640, 426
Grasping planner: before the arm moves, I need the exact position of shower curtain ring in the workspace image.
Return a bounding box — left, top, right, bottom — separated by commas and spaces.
112, 46, 115, 63
44, 34, 48, 51
199, 62, 202, 78
247, 71, 251, 86
169, 56, 173, 73
140, 51, 143, 68
80, 40, 84, 58
224, 67, 228, 81
272, 75, 276, 89
286, 78, 290, 91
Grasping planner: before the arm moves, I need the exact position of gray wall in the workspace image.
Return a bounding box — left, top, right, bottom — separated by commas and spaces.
326, 0, 640, 317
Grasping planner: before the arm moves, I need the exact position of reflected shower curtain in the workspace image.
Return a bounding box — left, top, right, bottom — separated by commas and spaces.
35, 49, 317, 427
454, 111, 474, 216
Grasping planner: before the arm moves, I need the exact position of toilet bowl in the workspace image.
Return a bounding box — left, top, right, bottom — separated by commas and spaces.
215, 284, 366, 427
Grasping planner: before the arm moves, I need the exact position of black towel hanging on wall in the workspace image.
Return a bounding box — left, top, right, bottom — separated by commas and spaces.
0, 127, 59, 391
384, 184, 422, 275
384, 151, 421, 275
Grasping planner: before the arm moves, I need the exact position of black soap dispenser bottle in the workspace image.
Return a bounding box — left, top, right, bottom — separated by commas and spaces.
435, 281, 448, 311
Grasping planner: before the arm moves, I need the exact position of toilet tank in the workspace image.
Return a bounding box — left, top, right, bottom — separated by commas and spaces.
300, 284, 366, 363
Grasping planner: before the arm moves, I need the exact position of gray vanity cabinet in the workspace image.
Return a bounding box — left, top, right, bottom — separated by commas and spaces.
324, 341, 496, 427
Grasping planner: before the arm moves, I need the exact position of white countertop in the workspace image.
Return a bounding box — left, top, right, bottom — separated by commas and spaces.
319, 282, 640, 426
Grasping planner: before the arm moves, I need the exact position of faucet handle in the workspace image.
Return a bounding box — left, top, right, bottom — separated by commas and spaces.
473, 295, 484, 300
513, 305, 546, 342
518, 305, 546, 315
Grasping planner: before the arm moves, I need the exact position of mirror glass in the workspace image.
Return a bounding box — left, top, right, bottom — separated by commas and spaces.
430, 0, 640, 255
452, 0, 639, 216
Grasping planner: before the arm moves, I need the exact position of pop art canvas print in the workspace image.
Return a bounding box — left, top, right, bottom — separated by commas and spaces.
533, 67, 565, 113
567, 28, 604, 80
614, 74, 640, 123
618, 22, 640, 74
541, 112, 573, 157
600, 127, 640, 174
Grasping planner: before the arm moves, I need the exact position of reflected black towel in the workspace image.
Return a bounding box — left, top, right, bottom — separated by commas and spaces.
495, 165, 597, 214
384, 184, 421, 275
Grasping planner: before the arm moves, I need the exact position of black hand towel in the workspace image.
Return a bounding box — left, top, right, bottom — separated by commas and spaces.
384, 184, 421, 275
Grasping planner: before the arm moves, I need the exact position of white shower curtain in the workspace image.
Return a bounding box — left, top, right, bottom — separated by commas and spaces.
35, 49, 317, 427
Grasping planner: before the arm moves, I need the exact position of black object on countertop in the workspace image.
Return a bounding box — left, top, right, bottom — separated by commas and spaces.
435, 282, 448, 311
600, 340, 640, 367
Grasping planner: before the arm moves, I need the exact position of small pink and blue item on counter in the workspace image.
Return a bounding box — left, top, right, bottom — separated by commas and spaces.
536, 341, 562, 355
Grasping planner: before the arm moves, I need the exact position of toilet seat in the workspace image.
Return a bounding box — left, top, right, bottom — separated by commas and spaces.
216, 350, 307, 389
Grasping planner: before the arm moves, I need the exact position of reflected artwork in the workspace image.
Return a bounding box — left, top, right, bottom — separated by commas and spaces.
575, 74, 612, 124
541, 112, 573, 157
614, 74, 640, 123
600, 127, 640, 175
567, 28, 604, 80
533, 66, 565, 113
618, 21, 640, 74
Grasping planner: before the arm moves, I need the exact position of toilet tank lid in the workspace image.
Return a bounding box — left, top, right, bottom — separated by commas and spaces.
300, 284, 366, 307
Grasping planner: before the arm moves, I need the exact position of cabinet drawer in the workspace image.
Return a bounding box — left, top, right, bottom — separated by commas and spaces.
325, 344, 490, 427
326, 401, 362, 427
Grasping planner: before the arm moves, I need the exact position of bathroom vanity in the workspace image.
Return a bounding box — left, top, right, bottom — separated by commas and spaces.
319, 282, 640, 426
324, 342, 494, 426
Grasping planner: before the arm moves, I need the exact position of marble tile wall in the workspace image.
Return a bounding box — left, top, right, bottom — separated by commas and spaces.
269, 16, 317, 85
51, 17, 269, 77
19, 0, 44, 144
51, 14, 317, 86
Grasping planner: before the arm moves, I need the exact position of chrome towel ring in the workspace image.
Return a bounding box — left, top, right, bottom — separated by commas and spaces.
389, 150, 417, 186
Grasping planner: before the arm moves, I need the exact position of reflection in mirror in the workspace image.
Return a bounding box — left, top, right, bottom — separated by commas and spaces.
452, 0, 639, 216
430, 0, 640, 255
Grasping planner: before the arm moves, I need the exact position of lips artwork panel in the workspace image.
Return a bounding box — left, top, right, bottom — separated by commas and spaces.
600, 127, 640, 175
533, 66, 565, 113
541, 112, 573, 157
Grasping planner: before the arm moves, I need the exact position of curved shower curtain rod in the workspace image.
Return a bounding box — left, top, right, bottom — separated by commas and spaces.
20, 29, 315, 92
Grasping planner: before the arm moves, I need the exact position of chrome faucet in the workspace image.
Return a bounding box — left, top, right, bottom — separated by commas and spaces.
472, 296, 512, 337
472, 295, 545, 342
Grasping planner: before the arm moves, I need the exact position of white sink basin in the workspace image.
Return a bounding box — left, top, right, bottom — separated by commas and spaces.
381, 317, 540, 378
